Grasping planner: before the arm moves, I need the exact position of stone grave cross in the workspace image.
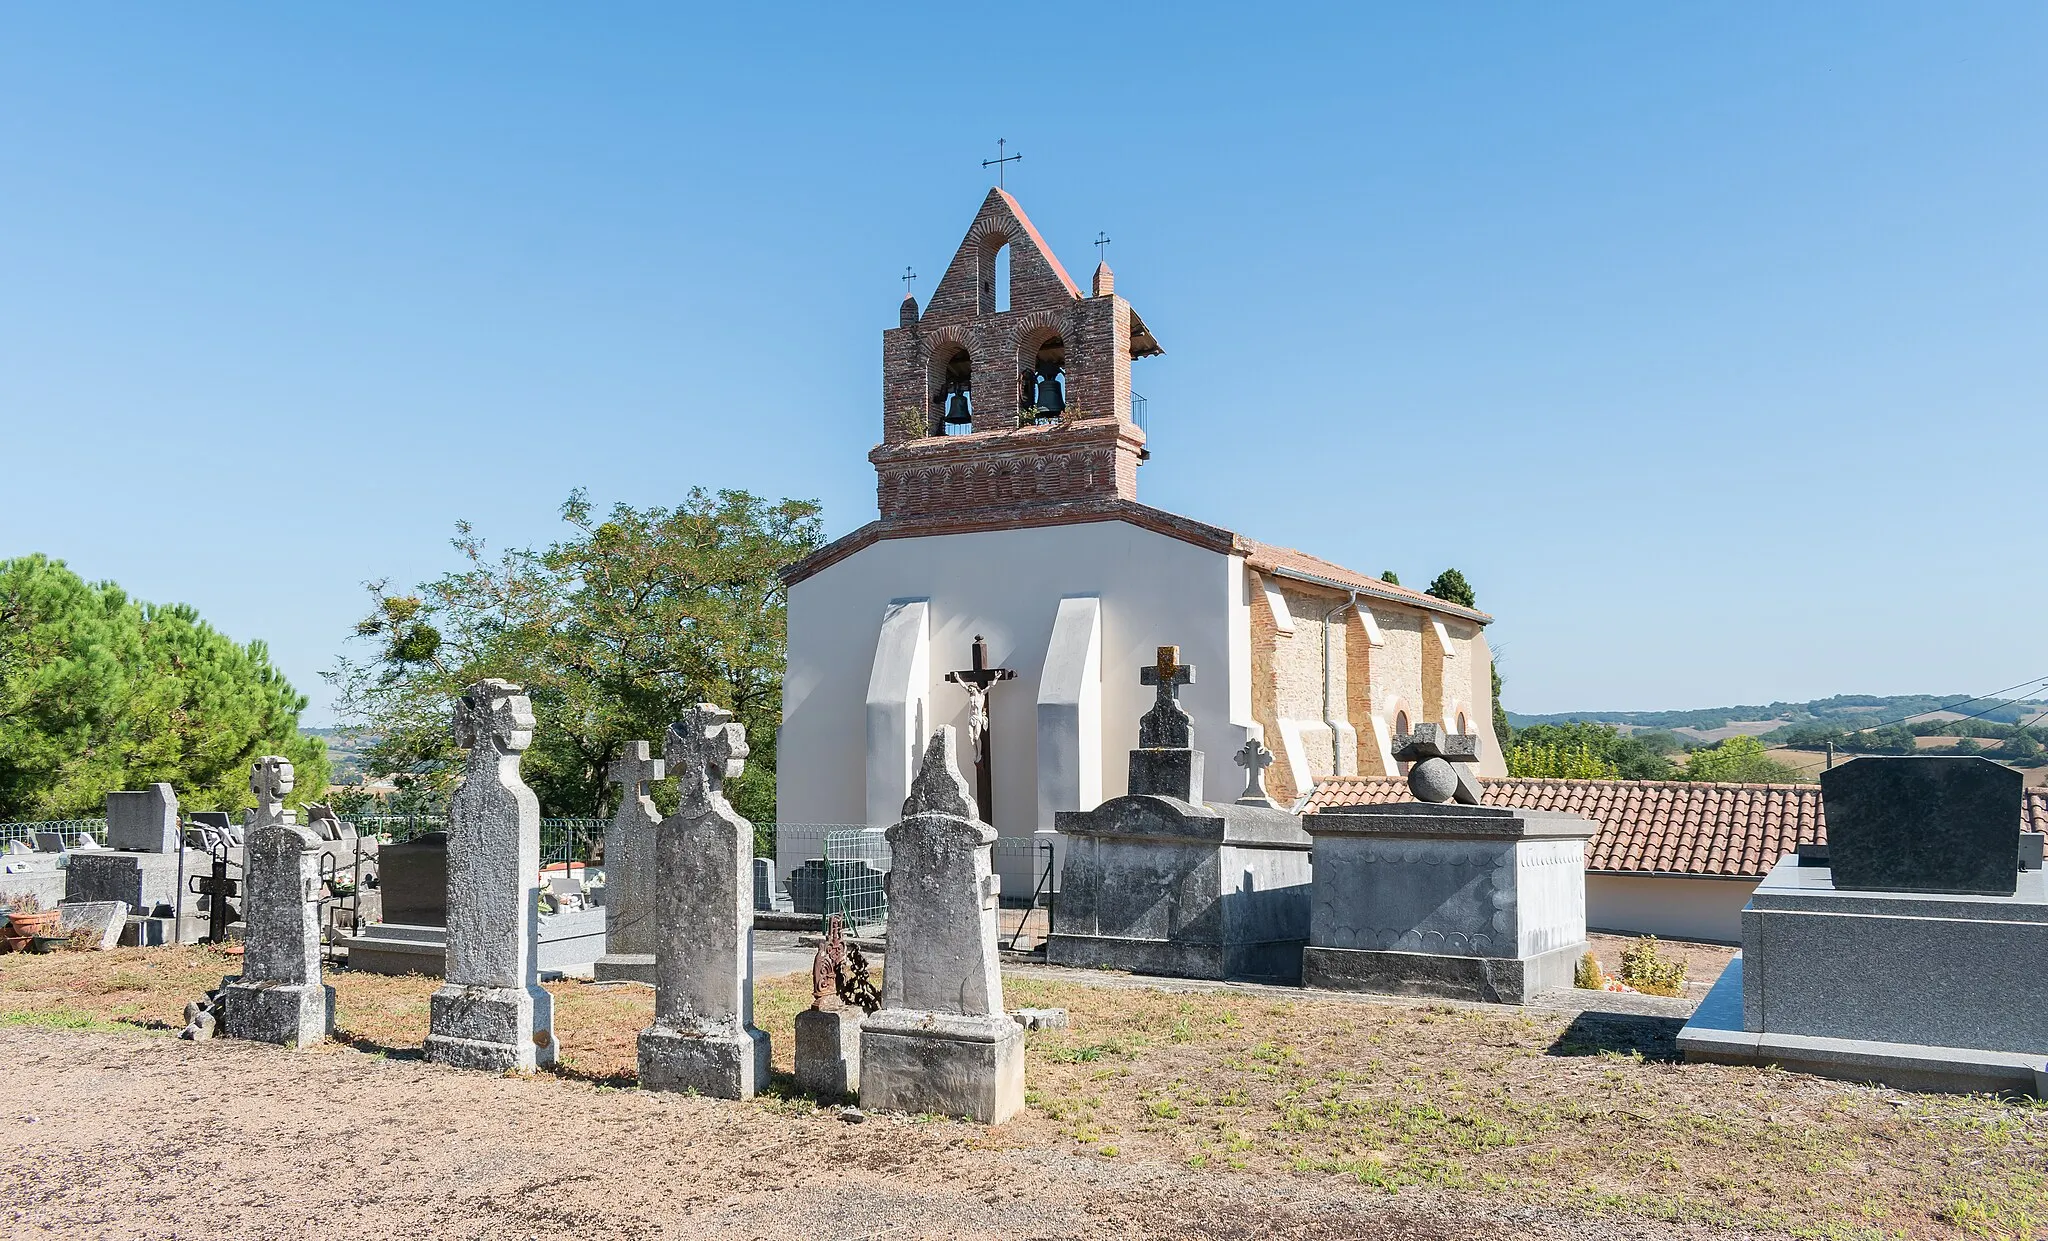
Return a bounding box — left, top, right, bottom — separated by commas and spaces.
944, 635, 1016, 826
600, 741, 666, 968
1233, 737, 1276, 807
1137, 645, 1196, 748
669, 704, 748, 820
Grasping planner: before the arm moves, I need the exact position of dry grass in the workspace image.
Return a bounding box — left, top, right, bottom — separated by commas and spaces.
2, 946, 2042, 1240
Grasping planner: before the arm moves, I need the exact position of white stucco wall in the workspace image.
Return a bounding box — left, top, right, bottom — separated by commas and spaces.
1586, 873, 1757, 944
779, 520, 1254, 888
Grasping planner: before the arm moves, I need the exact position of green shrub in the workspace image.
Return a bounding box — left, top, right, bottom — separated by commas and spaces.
1573, 951, 1603, 990
1617, 936, 1687, 997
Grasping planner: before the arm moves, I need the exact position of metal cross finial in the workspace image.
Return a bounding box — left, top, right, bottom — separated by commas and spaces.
982, 138, 1022, 189
1095, 231, 1112, 262
901, 266, 917, 298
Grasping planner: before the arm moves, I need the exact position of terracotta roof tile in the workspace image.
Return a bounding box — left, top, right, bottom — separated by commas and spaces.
1305, 777, 2047, 879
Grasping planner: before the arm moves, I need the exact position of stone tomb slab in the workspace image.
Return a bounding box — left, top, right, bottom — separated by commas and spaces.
105, 785, 180, 853
1820, 756, 2021, 896
55, 901, 129, 950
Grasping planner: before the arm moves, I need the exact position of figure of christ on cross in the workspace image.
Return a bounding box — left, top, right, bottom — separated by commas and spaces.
943, 635, 1016, 827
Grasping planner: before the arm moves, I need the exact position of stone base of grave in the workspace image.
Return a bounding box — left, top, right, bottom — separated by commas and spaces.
1302, 940, 1586, 1005
794, 1007, 862, 1097
425, 984, 557, 1073
65, 850, 210, 913
592, 952, 656, 984
1679, 959, 2046, 1098
858, 1010, 1025, 1125
637, 1021, 771, 1099
1046, 931, 1308, 984
218, 977, 334, 1049
340, 909, 608, 978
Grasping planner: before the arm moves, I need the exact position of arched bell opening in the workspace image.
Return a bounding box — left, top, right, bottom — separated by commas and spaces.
978, 233, 1013, 316
930, 345, 975, 436
1020, 334, 1066, 424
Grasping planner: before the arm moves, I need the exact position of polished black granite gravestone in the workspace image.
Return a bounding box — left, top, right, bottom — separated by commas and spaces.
377, 831, 448, 926
1819, 756, 2021, 897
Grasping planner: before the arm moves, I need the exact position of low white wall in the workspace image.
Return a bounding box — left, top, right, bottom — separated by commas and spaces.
1586, 872, 1757, 945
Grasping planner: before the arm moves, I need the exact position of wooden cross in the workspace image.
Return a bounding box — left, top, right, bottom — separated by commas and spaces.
982, 138, 1021, 189
1095, 231, 1112, 262
944, 635, 1017, 828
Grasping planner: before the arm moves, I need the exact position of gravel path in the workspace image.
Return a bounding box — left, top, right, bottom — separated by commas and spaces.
0, 1026, 1763, 1241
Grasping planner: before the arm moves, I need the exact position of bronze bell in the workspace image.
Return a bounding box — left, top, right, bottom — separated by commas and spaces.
944, 388, 973, 425
1034, 369, 1065, 415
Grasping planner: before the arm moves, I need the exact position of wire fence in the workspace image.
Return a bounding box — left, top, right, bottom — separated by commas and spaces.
351, 816, 608, 869
0, 819, 108, 851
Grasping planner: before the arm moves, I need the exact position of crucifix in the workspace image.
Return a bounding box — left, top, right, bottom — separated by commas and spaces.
1095, 231, 1112, 262
981, 138, 1021, 189
901, 266, 917, 299
944, 635, 1016, 824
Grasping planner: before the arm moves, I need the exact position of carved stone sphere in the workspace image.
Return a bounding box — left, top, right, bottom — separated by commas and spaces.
1406, 757, 1458, 803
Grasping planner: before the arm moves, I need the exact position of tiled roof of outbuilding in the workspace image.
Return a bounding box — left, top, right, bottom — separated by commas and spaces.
1304, 777, 2048, 880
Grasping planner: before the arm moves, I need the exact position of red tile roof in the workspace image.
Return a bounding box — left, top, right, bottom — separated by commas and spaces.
1304, 777, 2048, 879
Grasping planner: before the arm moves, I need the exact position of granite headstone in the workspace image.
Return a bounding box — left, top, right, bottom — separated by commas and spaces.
1820, 756, 2022, 897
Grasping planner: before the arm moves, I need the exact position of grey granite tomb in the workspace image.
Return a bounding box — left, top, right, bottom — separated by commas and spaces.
1679, 756, 2048, 1096
424, 679, 557, 1073
637, 705, 771, 1098
1046, 647, 1313, 983
107, 784, 180, 853
1302, 724, 1595, 1004
859, 727, 1025, 1124
67, 785, 207, 934
593, 741, 663, 984
219, 757, 334, 1048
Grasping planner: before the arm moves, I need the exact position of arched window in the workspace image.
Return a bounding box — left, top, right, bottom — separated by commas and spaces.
1022, 334, 1065, 424
1393, 710, 1412, 773
931, 345, 974, 436
1456, 711, 1469, 735
979, 234, 1012, 315
994, 244, 1011, 313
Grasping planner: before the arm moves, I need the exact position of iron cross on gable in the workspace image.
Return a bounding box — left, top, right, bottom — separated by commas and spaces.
982, 138, 1021, 189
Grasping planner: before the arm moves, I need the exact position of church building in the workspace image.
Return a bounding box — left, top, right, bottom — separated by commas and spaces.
776, 188, 1506, 892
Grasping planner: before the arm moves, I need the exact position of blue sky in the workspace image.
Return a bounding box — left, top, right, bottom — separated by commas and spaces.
2, 5, 2042, 726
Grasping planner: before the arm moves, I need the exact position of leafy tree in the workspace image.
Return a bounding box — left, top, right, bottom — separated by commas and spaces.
1424, 568, 1476, 609
1951, 736, 1983, 755
1506, 740, 1618, 779
0, 555, 327, 819
328, 488, 822, 836
2000, 729, 2044, 764
1379, 570, 1400, 586
1682, 736, 1804, 783
1505, 721, 1676, 780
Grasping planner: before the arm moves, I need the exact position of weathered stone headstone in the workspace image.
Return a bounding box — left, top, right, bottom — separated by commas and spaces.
638, 704, 771, 1098
425, 679, 556, 1073
34, 832, 65, 854
593, 741, 664, 983
1820, 756, 2022, 896
106, 784, 180, 853
859, 727, 1024, 1124
219, 757, 333, 1048
55, 900, 129, 950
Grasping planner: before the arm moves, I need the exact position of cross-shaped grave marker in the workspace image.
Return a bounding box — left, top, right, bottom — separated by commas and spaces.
188, 841, 240, 945
668, 703, 749, 820
608, 741, 666, 806
1233, 737, 1276, 807
1137, 645, 1197, 749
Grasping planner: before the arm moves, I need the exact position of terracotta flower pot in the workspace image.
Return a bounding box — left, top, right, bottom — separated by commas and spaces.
4, 909, 62, 950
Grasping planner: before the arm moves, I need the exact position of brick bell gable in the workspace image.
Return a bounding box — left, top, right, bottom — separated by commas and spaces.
872, 190, 1162, 524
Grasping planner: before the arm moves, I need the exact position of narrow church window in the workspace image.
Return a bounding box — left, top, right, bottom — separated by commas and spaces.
978, 233, 1012, 316
1394, 710, 1411, 772
933, 345, 975, 436
994, 244, 1011, 313
1022, 335, 1065, 424
1457, 711, 1469, 735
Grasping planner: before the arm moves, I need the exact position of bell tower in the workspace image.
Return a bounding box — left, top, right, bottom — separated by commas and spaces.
872, 189, 1163, 524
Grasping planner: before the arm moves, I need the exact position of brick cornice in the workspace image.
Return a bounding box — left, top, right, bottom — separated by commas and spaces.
780, 498, 1241, 587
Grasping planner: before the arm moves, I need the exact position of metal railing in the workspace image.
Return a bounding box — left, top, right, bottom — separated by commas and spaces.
352, 815, 608, 870
0, 819, 108, 850
823, 828, 891, 934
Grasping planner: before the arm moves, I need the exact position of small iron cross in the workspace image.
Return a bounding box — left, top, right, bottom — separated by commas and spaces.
188, 843, 240, 945
901, 266, 917, 298
982, 138, 1021, 189
1095, 231, 1112, 262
